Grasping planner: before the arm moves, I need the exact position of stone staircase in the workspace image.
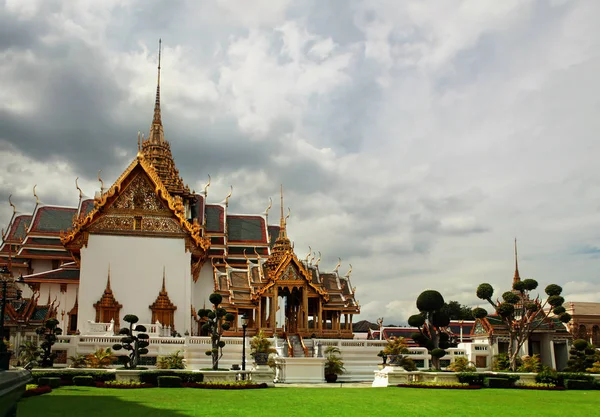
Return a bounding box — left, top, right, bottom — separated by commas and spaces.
287, 334, 306, 357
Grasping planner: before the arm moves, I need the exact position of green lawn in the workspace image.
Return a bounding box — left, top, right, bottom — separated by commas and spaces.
18, 386, 600, 417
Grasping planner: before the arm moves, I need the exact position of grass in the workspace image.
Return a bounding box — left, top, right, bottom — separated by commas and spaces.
18, 386, 600, 417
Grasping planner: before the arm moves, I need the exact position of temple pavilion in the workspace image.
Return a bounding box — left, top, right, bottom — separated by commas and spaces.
0, 43, 360, 346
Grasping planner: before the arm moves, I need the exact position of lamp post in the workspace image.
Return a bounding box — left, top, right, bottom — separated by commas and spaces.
241, 314, 248, 379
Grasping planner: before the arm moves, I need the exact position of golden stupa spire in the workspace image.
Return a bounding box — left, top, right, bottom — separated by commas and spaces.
513, 238, 521, 284
148, 39, 164, 144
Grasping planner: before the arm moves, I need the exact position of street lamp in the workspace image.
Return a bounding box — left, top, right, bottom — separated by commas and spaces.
1, 267, 24, 371
241, 314, 249, 379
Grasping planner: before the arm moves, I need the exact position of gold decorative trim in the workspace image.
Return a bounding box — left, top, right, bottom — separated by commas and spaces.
60, 153, 210, 252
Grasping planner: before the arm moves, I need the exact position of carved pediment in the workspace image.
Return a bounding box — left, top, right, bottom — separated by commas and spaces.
109, 174, 169, 214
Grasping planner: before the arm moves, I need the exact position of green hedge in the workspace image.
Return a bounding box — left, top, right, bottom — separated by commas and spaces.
139, 371, 203, 385
72, 376, 96, 387
564, 379, 595, 390
484, 377, 512, 388
157, 376, 182, 388
457, 373, 484, 386
557, 373, 593, 387
37, 377, 61, 388
32, 371, 115, 383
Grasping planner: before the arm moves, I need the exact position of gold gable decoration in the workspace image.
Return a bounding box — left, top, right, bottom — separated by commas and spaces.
60, 153, 210, 252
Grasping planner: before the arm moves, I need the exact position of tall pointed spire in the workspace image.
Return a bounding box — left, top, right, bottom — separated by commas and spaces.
513, 238, 521, 284
279, 184, 287, 238
149, 39, 164, 144
265, 184, 293, 273
140, 39, 188, 196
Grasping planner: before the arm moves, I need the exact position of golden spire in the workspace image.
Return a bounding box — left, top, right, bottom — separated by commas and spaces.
264, 184, 293, 273
513, 238, 521, 284
149, 39, 164, 144
8, 194, 16, 214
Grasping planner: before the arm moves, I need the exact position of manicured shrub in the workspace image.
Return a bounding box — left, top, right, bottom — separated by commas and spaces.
535, 367, 558, 385
38, 377, 61, 388
457, 372, 484, 386
556, 372, 594, 387
112, 314, 150, 369
32, 370, 116, 384
484, 377, 511, 388
564, 379, 595, 390
139, 371, 203, 385
72, 376, 95, 386
157, 376, 182, 388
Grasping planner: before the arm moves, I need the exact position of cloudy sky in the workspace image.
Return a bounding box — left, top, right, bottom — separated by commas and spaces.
1, 0, 599, 324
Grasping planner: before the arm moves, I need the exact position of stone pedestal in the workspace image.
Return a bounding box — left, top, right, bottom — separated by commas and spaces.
115, 370, 141, 382
0, 370, 32, 417
271, 357, 326, 383
372, 366, 413, 387
251, 365, 275, 387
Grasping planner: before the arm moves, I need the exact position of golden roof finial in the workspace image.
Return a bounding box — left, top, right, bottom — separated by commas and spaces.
162, 266, 167, 292
225, 186, 233, 207
33, 185, 39, 205
243, 249, 250, 265
305, 246, 312, 263
203, 174, 211, 198
265, 197, 272, 224
8, 194, 16, 214
346, 264, 353, 278
75, 177, 83, 202
513, 237, 521, 284
315, 251, 322, 267
97, 170, 104, 194
253, 246, 262, 260
309, 252, 315, 265
107, 264, 112, 290
137, 131, 141, 151
334, 258, 342, 273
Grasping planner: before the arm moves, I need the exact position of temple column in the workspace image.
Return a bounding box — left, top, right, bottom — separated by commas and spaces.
318, 301, 323, 332
256, 298, 262, 329
302, 290, 309, 330
271, 290, 278, 331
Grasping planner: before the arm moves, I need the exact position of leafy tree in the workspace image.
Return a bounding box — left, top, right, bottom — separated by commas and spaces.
85, 348, 115, 368
18, 341, 40, 366
197, 293, 235, 370
565, 339, 599, 372
36, 318, 62, 368
112, 314, 149, 369
441, 301, 474, 320
408, 290, 453, 370
156, 350, 185, 369
447, 356, 476, 372
474, 280, 571, 371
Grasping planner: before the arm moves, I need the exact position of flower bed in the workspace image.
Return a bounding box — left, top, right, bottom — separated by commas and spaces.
397, 382, 480, 390
182, 381, 269, 390
23, 384, 53, 398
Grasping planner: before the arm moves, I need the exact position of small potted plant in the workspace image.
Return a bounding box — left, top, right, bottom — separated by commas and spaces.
324, 346, 345, 383
382, 336, 416, 371
250, 331, 277, 365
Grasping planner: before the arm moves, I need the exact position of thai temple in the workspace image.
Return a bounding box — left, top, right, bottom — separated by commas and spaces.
0, 42, 360, 351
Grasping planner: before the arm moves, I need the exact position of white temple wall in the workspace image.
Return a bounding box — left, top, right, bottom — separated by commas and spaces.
78, 234, 191, 334
193, 265, 215, 314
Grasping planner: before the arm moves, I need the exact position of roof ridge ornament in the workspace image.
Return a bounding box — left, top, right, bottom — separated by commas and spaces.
334, 258, 342, 274
98, 170, 104, 195
8, 194, 16, 214
203, 174, 211, 198
33, 185, 40, 205
265, 197, 272, 224
513, 237, 521, 284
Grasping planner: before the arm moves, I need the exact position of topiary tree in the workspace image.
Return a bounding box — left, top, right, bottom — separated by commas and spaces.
474, 280, 571, 371
112, 314, 149, 369
197, 293, 235, 370
408, 290, 453, 370
565, 339, 599, 372
36, 318, 62, 368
